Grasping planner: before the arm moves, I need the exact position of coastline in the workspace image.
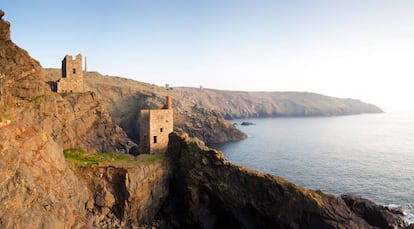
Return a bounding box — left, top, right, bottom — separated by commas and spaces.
219, 113, 414, 225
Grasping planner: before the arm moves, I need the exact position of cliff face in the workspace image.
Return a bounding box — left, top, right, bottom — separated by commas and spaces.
68, 158, 170, 228
0, 122, 170, 228
0, 9, 143, 227
44, 69, 247, 144
0, 10, 133, 153
78, 71, 247, 144
0, 10, 49, 110
17, 92, 134, 153
164, 132, 407, 229
0, 123, 89, 228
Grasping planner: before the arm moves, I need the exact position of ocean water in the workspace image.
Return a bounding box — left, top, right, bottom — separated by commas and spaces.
215, 113, 414, 222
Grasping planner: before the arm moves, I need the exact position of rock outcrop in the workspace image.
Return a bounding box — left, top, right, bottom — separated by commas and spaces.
0, 9, 10, 41
17, 92, 134, 153
0, 10, 133, 153
342, 194, 407, 229
0, 10, 49, 107
174, 107, 247, 144
68, 158, 170, 228
164, 132, 407, 229
0, 123, 89, 228
0, 122, 169, 228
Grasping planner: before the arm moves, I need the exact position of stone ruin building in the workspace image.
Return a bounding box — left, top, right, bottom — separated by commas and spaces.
139, 96, 174, 154
56, 54, 84, 93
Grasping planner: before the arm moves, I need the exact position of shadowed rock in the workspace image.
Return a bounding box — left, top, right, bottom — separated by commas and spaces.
342, 194, 407, 229
163, 132, 408, 229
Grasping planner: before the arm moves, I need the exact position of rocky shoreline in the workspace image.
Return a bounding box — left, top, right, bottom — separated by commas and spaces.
161, 132, 409, 229
1, 8, 411, 228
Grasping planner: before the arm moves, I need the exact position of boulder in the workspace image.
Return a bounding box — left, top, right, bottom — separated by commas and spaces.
341, 194, 408, 229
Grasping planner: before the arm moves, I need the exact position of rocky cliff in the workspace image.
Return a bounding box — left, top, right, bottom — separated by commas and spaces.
164, 132, 407, 229
66, 153, 170, 228
0, 123, 89, 228
20, 91, 133, 153
0, 9, 144, 227
0, 10, 49, 110
1, 8, 407, 229
1, 123, 408, 228
0, 10, 132, 153
44, 69, 247, 144
0, 122, 170, 228
44, 68, 383, 144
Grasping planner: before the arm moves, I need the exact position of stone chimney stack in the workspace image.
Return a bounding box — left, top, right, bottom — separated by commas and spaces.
84, 56, 87, 72
165, 96, 172, 109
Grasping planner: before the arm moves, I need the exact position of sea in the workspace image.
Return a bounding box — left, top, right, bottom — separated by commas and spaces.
214, 113, 414, 223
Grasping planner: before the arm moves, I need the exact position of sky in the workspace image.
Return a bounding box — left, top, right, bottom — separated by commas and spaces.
2, 1, 414, 112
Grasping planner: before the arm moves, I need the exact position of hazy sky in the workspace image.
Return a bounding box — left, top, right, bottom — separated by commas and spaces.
2, 1, 414, 112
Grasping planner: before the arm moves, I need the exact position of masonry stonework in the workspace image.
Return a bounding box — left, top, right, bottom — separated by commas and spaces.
139, 96, 174, 154
57, 54, 84, 93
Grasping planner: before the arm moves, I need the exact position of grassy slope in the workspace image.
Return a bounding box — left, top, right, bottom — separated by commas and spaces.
44, 68, 382, 119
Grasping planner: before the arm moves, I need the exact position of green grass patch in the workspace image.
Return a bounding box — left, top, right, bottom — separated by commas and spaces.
63, 148, 165, 168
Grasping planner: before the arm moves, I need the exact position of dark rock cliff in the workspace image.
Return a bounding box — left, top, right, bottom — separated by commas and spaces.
69, 158, 171, 228
164, 132, 407, 229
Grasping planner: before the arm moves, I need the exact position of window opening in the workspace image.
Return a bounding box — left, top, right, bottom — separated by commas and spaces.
153, 136, 157, 144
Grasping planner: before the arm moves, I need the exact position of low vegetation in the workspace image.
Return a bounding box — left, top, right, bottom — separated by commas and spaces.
64, 148, 165, 167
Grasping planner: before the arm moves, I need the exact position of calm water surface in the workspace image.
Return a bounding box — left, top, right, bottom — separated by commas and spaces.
216, 113, 414, 221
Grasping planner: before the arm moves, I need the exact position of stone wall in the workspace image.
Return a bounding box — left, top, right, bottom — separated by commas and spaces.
139, 109, 173, 154
139, 110, 150, 152
57, 54, 84, 93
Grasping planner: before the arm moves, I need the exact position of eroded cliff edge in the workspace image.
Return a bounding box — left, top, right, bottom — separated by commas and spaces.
0, 123, 170, 228
163, 132, 407, 229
